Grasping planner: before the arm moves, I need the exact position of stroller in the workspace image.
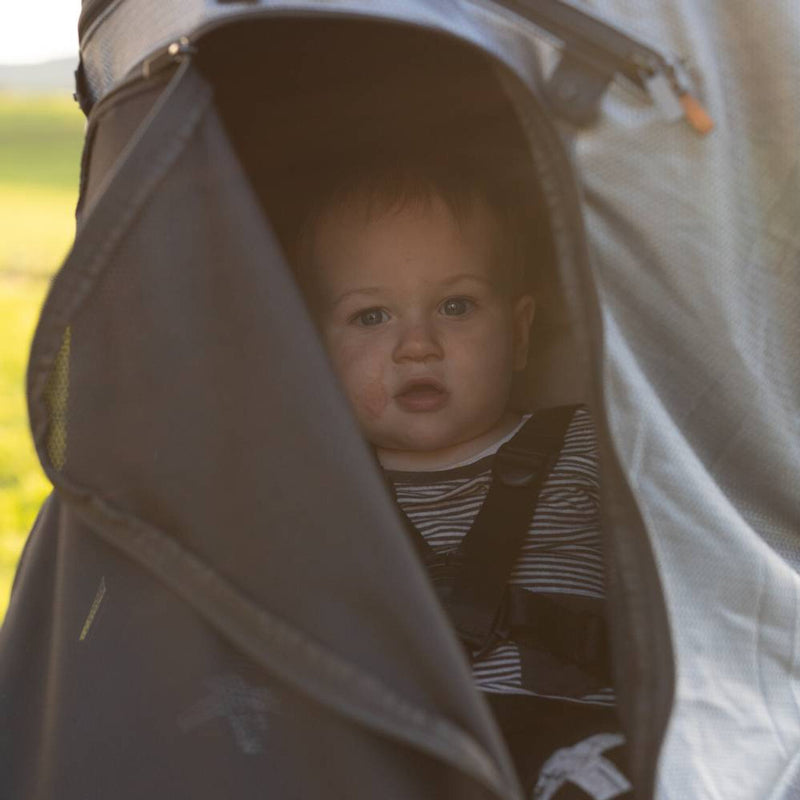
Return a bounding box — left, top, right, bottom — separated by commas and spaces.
2, 1, 799, 798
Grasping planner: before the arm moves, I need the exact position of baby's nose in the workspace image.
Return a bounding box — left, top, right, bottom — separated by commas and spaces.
392, 321, 444, 363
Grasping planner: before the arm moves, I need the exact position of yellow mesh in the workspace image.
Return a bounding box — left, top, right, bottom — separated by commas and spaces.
44, 326, 70, 471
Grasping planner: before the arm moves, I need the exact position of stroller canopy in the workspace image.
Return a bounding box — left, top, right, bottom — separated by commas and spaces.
2, 2, 799, 799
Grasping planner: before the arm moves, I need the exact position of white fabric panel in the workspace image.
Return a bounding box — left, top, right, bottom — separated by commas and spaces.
576, 2, 800, 797
605, 314, 800, 799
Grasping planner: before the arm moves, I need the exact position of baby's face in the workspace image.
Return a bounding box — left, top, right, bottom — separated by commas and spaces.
307, 195, 533, 459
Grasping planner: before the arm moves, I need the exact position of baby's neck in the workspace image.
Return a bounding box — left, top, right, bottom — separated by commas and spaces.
377, 411, 525, 472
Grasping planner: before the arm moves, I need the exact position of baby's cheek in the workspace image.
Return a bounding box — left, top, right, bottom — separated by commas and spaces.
357, 379, 389, 420
335, 346, 389, 422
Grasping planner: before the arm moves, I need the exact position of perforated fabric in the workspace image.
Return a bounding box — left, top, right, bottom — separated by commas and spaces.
566, 3, 800, 798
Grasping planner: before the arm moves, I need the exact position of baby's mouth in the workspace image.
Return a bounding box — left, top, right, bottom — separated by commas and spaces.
394, 379, 449, 412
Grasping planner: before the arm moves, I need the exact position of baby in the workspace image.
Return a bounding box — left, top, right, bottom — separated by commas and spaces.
292, 157, 631, 798
299, 161, 535, 472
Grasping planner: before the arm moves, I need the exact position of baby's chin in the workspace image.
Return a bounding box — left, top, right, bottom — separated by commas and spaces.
370, 424, 470, 455
369, 417, 508, 471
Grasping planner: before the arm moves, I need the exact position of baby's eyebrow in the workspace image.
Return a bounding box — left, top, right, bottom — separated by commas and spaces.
329, 273, 490, 308
331, 286, 383, 308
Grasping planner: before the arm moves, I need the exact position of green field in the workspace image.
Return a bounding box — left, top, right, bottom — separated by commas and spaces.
0, 93, 84, 619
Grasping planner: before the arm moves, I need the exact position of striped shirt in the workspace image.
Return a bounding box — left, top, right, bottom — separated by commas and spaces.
387, 406, 614, 707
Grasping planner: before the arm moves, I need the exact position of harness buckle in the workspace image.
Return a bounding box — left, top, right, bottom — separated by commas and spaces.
452, 589, 513, 660
493, 445, 551, 488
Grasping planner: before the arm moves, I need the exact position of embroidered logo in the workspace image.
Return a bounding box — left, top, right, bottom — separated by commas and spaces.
533, 732, 631, 800
178, 673, 281, 755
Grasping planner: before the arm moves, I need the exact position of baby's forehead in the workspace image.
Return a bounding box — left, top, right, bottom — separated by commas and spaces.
309, 188, 503, 258
306, 192, 503, 281
314, 184, 498, 228
290, 170, 526, 308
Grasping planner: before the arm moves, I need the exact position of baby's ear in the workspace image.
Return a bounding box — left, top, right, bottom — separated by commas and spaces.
512, 294, 535, 371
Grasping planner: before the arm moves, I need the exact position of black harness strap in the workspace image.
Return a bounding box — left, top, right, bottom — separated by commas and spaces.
446, 406, 578, 654
392, 406, 612, 694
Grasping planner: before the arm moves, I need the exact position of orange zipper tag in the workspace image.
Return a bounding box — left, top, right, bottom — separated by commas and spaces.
679, 92, 715, 135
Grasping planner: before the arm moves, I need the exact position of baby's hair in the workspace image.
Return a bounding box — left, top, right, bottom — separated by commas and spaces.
288, 149, 546, 300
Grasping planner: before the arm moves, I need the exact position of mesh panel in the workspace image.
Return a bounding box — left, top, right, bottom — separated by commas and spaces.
43, 326, 70, 471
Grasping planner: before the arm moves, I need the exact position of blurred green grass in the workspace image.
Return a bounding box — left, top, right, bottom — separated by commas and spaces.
0, 92, 83, 620
0, 95, 85, 189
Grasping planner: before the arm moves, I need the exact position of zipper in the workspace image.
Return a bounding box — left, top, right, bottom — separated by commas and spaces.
81, 0, 711, 134
142, 37, 198, 79
76, 36, 196, 119
101, 7, 387, 105
486, 0, 714, 134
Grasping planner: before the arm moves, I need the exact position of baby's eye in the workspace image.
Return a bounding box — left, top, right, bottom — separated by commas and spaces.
353, 308, 389, 327
439, 297, 474, 317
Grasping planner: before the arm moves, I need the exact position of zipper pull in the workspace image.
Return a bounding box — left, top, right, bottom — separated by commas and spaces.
678, 93, 714, 136
488, 0, 715, 135
644, 56, 714, 135
665, 59, 715, 135
142, 37, 196, 79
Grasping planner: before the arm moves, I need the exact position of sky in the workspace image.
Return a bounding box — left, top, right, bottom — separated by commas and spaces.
0, 1, 82, 64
